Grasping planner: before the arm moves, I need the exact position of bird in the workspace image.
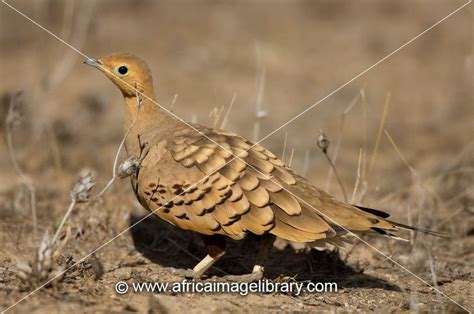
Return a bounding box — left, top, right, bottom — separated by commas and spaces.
84, 52, 444, 280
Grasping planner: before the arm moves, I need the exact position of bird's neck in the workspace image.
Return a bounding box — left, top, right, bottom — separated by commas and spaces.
123, 92, 178, 157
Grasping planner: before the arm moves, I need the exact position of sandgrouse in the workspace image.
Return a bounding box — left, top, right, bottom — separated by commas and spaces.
85, 53, 442, 280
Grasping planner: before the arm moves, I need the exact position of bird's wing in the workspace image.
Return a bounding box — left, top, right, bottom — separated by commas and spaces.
137, 125, 397, 242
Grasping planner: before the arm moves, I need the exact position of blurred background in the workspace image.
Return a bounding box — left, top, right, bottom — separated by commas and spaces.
0, 0, 472, 312
1, 0, 472, 189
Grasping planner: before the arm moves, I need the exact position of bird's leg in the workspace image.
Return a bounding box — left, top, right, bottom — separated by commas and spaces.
192, 235, 226, 277
168, 235, 226, 279
252, 233, 276, 275
225, 234, 276, 282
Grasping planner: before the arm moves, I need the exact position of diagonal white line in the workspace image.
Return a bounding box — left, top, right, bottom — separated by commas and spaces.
251, 0, 473, 147
0, 0, 244, 158
0, 171, 225, 313
1, 0, 471, 313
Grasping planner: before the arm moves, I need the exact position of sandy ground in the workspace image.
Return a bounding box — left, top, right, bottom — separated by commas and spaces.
0, 0, 473, 312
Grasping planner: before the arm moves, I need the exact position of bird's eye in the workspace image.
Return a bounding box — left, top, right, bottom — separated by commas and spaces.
118, 66, 128, 75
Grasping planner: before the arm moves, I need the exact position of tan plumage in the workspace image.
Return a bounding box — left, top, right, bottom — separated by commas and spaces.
85, 53, 444, 279
134, 125, 399, 242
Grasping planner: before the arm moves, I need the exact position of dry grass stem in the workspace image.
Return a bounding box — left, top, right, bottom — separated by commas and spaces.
384, 129, 418, 178
351, 148, 364, 203
209, 92, 237, 129
384, 128, 422, 244
358, 89, 370, 202
318, 131, 348, 202
52, 201, 75, 244
52, 170, 95, 243
325, 92, 360, 192
5, 91, 38, 240
426, 246, 440, 293
170, 93, 178, 113
53, 87, 142, 250
46, 1, 95, 89
220, 92, 237, 129
282, 132, 288, 162
368, 92, 391, 177
252, 43, 268, 141
210, 105, 225, 128
288, 148, 295, 167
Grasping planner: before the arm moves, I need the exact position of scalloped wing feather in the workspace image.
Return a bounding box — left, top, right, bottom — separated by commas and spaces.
134, 125, 399, 243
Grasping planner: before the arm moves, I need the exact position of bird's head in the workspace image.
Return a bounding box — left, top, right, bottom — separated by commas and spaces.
84, 52, 154, 98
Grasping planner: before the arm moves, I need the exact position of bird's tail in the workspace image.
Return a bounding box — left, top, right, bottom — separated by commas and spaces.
354, 205, 448, 239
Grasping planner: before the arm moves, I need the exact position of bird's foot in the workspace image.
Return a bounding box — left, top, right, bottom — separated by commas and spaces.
223, 267, 264, 282
165, 267, 201, 279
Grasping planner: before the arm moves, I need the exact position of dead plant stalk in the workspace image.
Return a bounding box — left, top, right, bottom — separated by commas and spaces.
52, 90, 143, 243
325, 92, 360, 193
5, 92, 38, 240
318, 131, 347, 202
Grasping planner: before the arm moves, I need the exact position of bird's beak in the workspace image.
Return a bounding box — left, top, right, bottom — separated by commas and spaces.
83, 58, 102, 68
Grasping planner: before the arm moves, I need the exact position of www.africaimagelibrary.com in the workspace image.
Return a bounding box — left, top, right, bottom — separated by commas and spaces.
114, 279, 338, 296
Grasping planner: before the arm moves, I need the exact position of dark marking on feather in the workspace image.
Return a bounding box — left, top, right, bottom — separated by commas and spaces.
354, 205, 390, 218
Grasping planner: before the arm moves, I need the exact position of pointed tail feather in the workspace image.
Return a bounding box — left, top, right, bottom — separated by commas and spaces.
354, 205, 448, 238
387, 220, 449, 238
